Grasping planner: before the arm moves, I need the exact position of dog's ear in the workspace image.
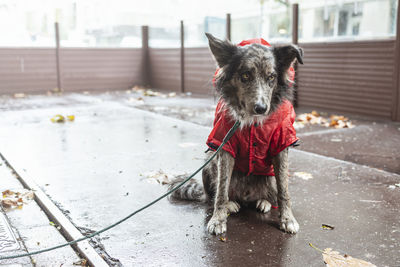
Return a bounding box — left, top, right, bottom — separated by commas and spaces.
273, 44, 304, 70
205, 33, 237, 67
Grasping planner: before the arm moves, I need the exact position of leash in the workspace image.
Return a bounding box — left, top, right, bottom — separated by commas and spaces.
0, 121, 240, 260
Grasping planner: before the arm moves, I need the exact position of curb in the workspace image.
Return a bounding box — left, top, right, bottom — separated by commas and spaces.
0, 153, 109, 267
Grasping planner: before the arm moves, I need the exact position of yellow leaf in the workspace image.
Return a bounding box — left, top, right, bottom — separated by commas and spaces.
51, 114, 65, 123
322, 224, 335, 230
219, 236, 227, 242
311, 110, 320, 117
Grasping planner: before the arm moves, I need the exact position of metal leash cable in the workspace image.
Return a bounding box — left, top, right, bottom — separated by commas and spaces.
0, 121, 240, 260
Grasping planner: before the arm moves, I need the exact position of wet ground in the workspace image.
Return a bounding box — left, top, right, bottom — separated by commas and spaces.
0, 91, 399, 266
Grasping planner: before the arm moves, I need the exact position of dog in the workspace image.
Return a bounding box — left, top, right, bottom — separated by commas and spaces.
169, 33, 303, 235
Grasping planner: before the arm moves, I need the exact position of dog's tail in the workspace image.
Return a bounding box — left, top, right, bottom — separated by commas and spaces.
168, 175, 206, 202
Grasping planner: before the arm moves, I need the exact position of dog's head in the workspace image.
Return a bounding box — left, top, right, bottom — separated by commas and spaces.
206, 33, 303, 126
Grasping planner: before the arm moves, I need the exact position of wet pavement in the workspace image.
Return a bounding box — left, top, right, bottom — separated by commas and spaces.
0, 157, 82, 266
0, 91, 399, 266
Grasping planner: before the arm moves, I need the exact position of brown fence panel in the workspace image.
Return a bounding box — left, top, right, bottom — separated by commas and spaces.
0, 48, 57, 94
149, 48, 180, 92
297, 40, 396, 118
184, 47, 216, 95
61, 48, 142, 91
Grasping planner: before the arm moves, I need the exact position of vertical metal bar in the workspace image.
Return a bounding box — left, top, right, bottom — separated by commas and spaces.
180, 20, 185, 93
226, 13, 231, 41
54, 22, 62, 91
292, 4, 299, 45
292, 3, 299, 107
141, 25, 150, 87
392, 0, 400, 121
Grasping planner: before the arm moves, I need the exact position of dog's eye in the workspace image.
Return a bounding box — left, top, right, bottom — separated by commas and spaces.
241, 72, 250, 82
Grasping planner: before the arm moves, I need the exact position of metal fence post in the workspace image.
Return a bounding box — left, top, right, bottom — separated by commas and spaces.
392, 0, 400, 121
141, 25, 150, 87
180, 20, 185, 93
226, 13, 231, 41
54, 22, 62, 91
292, 3, 299, 107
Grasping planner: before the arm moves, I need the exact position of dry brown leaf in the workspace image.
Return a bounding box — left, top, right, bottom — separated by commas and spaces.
329, 120, 339, 127
1, 199, 18, 209
311, 110, 320, 117
296, 112, 354, 129
2, 190, 15, 197
73, 259, 87, 266
323, 248, 376, 267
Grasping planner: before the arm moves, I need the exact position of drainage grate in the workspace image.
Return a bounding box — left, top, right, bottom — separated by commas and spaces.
0, 212, 20, 253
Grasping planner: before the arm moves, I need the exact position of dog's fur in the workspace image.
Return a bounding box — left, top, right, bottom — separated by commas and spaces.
169, 33, 303, 235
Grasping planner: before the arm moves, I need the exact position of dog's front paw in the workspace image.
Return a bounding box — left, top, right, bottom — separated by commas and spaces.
207, 215, 227, 235
256, 199, 272, 213
280, 215, 299, 234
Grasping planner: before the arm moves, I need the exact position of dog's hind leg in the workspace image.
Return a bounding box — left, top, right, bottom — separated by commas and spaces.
272, 148, 299, 234
207, 150, 235, 235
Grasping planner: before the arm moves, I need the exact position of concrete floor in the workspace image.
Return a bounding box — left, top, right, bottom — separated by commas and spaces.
0, 91, 399, 266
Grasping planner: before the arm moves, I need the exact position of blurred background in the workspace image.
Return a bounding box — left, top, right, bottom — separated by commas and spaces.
0, 0, 396, 47
0, 0, 399, 121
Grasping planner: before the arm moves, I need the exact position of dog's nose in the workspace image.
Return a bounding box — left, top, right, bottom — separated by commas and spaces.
254, 104, 267, 114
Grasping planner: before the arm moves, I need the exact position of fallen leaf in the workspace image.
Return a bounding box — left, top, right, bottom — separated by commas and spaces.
311, 110, 320, 117
14, 93, 26, 98
322, 224, 335, 230
2, 190, 14, 198
1, 189, 33, 211
51, 114, 65, 123
143, 170, 185, 185
323, 248, 376, 267
128, 97, 145, 104
330, 119, 339, 127
67, 115, 75, 121
143, 90, 159, 96
73, 259, 87, 266
296, 112, 354, 129
132, 85, 145, 91
293, 172, 313, 180
309, 243, 376, 267
1, 199, 18, 209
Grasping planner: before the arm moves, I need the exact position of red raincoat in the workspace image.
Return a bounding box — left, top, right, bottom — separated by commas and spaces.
207, 38, 298, 176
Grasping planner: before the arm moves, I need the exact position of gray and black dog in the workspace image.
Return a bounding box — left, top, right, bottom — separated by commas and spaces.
169, 33, 303, 235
